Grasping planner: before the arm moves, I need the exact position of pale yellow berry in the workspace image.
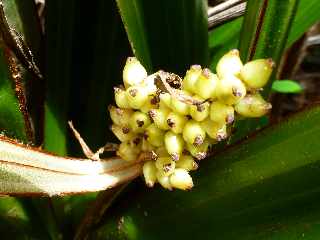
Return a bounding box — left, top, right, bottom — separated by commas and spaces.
183, 120, 206, 146
194, 69, 219, 99
186, 139, 210, 160
114, 87, 130, 108
155, 157, 176, 176
111, 124, 136, 142
201, 118, 228, 141
234, 93, 272, 117
240, 59, 274, 89
140, 95, 159, 114
182, 65, 202, 94
166, 111, 188, 134
159, 93, 172, 109
189, 96, 210, 122
169, 169, 193, 190
143, 161, 158, 187
148, 106, 171, 130
216, 75, 246, 105
144, 124, 165, 147
108, 106, 133, 126
216, 49, 243, 78
171, 90, 190, 115
176, 155, 198, 171
156, 171, 172, 190
126, 86, 149, 109
117, 140, 141, 161
140, 77, 157, 95
210, 101, 234, 124
123, 57, 147, 88
164, 131, 184, 161
129, 111, 151, 133
155, 147, 170, 158
141, 138, 154, 152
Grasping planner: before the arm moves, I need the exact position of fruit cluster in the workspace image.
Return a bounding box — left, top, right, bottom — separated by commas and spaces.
110, 49, 273, 190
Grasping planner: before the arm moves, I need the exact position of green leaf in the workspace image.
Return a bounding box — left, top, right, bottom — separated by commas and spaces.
44, 0, 75, 155
0, 0, 42, 142
239, 0, 299, 85
45, 1, 131, 238
272, 80, 303, 93
0, 2, 59, 240
92, 104, 320, 240
232, 0, 298, 143
117, 0, 208, 75
209, 0, 320, 71
209, 18, 242, 71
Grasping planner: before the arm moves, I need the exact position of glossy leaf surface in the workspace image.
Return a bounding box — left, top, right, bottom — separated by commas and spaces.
92, 105, 320, 239
117, 0, 208, 75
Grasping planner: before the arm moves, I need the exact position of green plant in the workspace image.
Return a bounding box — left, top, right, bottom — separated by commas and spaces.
0, 0, 319, 239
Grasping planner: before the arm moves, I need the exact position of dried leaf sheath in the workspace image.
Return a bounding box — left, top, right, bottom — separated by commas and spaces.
0, 137, 142, 196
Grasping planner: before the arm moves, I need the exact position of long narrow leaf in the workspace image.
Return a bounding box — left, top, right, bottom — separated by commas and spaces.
117, 0, 208, 75
209, 0, 320, 71
92, 105, 320, 239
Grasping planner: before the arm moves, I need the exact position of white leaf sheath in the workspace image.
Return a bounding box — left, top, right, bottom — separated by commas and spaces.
0, 137, 142, 196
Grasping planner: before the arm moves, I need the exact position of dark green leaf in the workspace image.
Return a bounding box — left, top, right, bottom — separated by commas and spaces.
239, 0, 299, 85
45, 1, 131, 238
272, 80, 303, 93
92, 105, 320, 240
232, 0, 298, 142
209, 0, 320, 71
0, 2, 59, 240
117, 0, 208, 75
44, 0, 75, 155
0, 0, 43, 142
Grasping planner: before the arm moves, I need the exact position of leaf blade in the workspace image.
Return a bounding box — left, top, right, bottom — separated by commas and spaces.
92, 105, 320, 239
117, 0, 208, 75
271, 80, 303, 93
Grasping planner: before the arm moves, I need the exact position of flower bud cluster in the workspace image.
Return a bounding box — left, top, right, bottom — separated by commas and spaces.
110, 50, 273, 190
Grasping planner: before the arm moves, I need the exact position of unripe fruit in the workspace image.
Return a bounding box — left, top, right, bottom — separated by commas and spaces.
123, 57, 147, 88
159, 93, 172, 109
140, 95, 159, 113
182, 65, 202, 94
171, 90, 190, 115
169, 168, 193, 190
141, 138, 154, 152
164, 131, 184, 161
117, 140, 141, 161
140, 77, 157, 95
216, 49, 243, 78
109, 106, 133, 126
186, 139, 210, 160
240, 59, 274, 89
216, 75, 246, 105
234, 93, 272, 117
155, 157, 176, 176
156, 171, 172, 190
210, 101, 234, 124
176, 155, 198, 171
189, 96, 210, 122
111, 124, 136, 142
143, 161, 158, 187
166, 111, 188, 134
201, 118, 228, 141
155, 147, 170, 158
129, 111, 151, 133
114, 87, 130, 108
183, 120, 206, 146
148, 106, 171, 130
194, 69, 219, 99
126, 86, 149, 109
144, 124, 165, 147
